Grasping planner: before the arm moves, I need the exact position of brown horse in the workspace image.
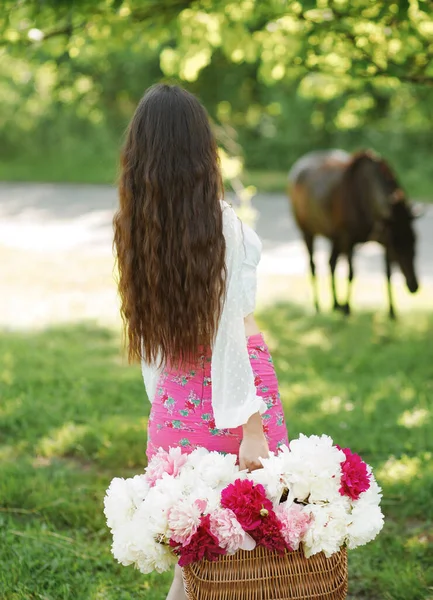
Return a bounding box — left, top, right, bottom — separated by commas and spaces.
287, 149, 419, 318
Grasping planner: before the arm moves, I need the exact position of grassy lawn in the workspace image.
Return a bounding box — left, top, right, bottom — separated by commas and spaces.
1, 307, 432, 599
0, 156, 431, 201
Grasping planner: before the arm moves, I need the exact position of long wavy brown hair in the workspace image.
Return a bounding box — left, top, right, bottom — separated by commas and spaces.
113, 84, 226, 366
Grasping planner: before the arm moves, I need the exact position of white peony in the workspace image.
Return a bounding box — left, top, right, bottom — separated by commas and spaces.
346, 472, 384, 549
111, 520, 144, 566
112, 518, 176, 574
104, 475, 151, 532
134, 537, 177, 574
185, 446, 210, 465
188, 484, 221, 512
279, 436, 345, 503
302, 502, 350, 558
356, 470, 383, 506
194, 452, 239, 489
139, 475, 184, 536
178, 450, 239, 494
346, 503, 384, 549
104, 478, 136, 531
248, 451, 287, 505
128, 474, 151, 507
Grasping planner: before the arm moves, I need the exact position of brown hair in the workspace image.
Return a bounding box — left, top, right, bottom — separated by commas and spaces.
113, 84, 226, 366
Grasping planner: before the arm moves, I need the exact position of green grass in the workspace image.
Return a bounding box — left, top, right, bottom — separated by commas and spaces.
1, 308, 432, 599
244, 169, 289, 194
0, 151, 117, 186
1, 155, 431, 201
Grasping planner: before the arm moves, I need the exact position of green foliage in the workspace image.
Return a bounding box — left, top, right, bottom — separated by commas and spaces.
1, 309, 432, 598
2, 0, 433, 85
1, 1, 433, 197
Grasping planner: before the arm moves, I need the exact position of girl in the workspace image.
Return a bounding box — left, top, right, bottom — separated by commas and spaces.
113, 84, 289, 599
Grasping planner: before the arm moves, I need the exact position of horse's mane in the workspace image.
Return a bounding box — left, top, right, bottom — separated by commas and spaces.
344, 150, 407, 206
338, 150, 410, 239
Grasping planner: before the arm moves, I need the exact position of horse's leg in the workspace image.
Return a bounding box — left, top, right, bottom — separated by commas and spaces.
329, 242, 342, 311
385, 249, 396, 320
343, 246, 354, 315
303, 232, 319, 312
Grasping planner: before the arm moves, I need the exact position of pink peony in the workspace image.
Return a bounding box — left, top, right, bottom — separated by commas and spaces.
209, 508, 256, 554
338, 447, 371, 501
145, 447, 188, 487
221, 479, 273, 531
275, 504, 312, 551
168, 499, 207, 546
170, 514, 226, 567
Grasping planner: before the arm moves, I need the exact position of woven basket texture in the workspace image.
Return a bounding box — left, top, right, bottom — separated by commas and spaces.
183, 546, 348, 600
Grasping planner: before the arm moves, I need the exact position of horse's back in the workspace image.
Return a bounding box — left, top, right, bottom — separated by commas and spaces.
288, 150, 351, 237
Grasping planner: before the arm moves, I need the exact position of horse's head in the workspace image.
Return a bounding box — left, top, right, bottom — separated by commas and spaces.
386, 199, 419, 293
375, 157, 419, 293
348, 152, 419, 294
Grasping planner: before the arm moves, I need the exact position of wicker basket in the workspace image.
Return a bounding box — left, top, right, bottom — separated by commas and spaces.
183, 546, 348, 600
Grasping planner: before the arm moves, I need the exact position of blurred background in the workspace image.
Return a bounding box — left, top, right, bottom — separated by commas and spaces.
1, 2, 432, 599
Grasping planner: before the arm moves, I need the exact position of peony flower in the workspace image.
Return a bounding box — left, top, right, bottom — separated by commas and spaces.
145, 447, 189, 487
346, 502, 384, 549
104, 476, 148, 531
220, 479, 287, 554
252, 511, 287, 555
111, 520, 145, 566
346, 472, 384, 549
138, 475, 185, 539
176, 450, 241, 500
171, 514, 227, 566
193, 452, 239, 490
168, 498, 208, 546
302, 502, 350, 558
275, 503, 312, 551
134, 538, 177, 574
128, 474, 151, 507
248, 451, 287, 505
209, 508, 256, 554
111, 518, 177, 574
355, 468, 382, 506
278, 436, 345, 503
221, 479, 273, 531
338, 447, 371, 501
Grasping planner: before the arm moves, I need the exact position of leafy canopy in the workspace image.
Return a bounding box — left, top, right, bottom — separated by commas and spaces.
2, 0, 433, 88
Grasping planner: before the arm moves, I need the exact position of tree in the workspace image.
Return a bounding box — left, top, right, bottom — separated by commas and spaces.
1, 1, 433, 200
2, 0, 433, 86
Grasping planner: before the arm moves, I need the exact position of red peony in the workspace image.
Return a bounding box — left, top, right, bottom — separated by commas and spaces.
338, 446, 371, 501
221, 479, 273, 531
170, 514, 226, 567
253, 512, 288, 555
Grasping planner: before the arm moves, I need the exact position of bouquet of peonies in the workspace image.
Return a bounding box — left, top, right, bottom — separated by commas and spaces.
104, 434, 384, 574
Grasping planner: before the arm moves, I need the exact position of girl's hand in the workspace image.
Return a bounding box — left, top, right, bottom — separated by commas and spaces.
239, 432, 269, 472
239, 411, 269, 472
